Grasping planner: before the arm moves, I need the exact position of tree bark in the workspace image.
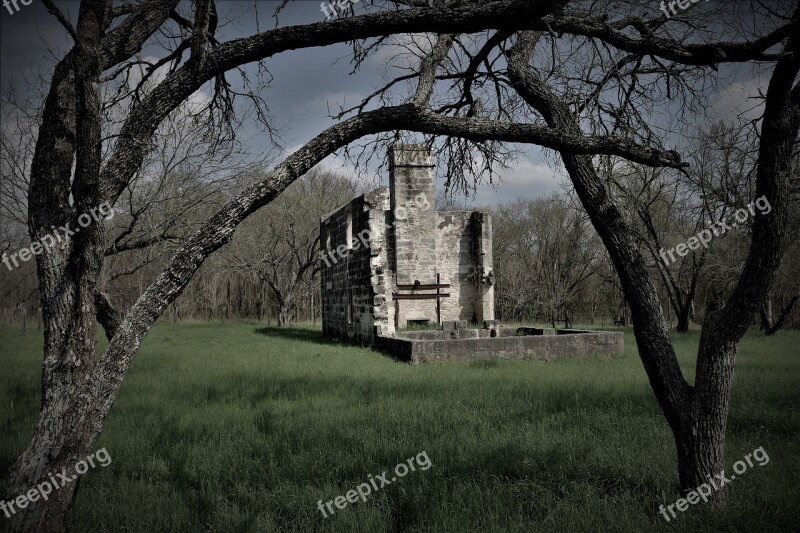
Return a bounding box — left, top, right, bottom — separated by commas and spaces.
676, 306, 691, 333
2, 2, 110, 531
278, 309, 291, 328
675, 329, 736, 498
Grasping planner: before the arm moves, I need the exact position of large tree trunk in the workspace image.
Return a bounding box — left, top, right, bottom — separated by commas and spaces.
676, 334, 736, 496
506, 27, 799, 499
676, 306, 691, 333
3, 1, 109, 531
3, 6, 180, 530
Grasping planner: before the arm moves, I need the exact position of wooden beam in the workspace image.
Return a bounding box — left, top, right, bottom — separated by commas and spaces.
392, 293, 450, 300
396, 283, 451, 290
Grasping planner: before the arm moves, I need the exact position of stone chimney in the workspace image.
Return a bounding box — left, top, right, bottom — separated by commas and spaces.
389, 145, 436, 285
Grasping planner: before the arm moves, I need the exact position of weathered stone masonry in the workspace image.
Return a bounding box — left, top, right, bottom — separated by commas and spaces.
320, 145, 494, 344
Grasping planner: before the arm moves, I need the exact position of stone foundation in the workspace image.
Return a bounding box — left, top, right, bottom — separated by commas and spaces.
376, 326, 623, 363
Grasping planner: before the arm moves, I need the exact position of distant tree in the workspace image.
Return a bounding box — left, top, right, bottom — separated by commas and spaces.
493, 196, 600, 326
229, 168, 358, 327
760, 208, 800, 334
606, 162, 705, 332
433, 188, 467, 211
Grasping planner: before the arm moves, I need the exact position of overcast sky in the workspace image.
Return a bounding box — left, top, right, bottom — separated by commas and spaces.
1, 1, 767, 207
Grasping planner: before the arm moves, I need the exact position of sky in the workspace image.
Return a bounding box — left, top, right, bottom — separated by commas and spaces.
0, 0, 771, 208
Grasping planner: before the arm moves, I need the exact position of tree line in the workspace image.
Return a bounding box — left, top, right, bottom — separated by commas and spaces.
4, 129, 796, 334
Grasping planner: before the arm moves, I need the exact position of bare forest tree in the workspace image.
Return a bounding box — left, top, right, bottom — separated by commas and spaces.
493, 195, 601, 326
228, 168, 360, 326
760, 208, 800, 335
608, 162, 707, 332
1, 1, 799, 531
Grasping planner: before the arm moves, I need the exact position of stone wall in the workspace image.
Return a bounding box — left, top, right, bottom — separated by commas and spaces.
433, 211, 495, 324
389, 145, 436, 285
320, 188, 390, 343
388, 145, 439, 327
435, 211, 479, 322
473, 212, 494, 322
321, 144, 494, 338
376, 331, 624, 363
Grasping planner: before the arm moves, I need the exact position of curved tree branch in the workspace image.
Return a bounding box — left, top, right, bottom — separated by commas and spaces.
98, 0, 568, 203
542, 11, 799, 65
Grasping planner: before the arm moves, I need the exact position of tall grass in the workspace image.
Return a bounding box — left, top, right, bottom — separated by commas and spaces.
1, 323, 798, 532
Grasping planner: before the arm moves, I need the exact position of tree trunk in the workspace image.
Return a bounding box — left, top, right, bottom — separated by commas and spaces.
759, 296, 773, 330
675, 327, 737, 496
2, 1, 110, 531
277, 297, 294, 328
765, 294, 799, 335
1, 387, 101, 533
676, 414, 728, 501
676, 306, 691, 333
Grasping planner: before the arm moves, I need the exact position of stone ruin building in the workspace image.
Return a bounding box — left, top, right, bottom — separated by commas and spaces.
320, 145, 623, 363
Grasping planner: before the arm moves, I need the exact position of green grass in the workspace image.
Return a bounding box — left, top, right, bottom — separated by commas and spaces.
1, 322, 798, 532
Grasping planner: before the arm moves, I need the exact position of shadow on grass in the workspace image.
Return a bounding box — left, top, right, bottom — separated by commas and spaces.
253, 326, 327, 343
254, 325, 405, 363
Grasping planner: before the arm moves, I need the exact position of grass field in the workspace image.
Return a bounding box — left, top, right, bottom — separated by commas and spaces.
1, 322, 798, 532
